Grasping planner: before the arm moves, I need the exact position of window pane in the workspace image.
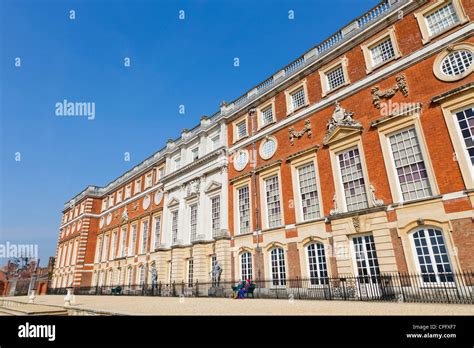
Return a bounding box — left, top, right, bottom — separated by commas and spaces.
338, 148, 369, 211
455, 107, 474, 166
238, 186, 251, 234
298, 163, 320, 220
370, 37, 395, 65
265, 175, 282, 228
307, 243, 328, 285
426, 2, 459, 36
352, 235, 380, 283
326, 65, 345, 90
389, 128, 432, 201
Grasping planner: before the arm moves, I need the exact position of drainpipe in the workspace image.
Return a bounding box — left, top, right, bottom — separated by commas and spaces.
248, 108, 262, 290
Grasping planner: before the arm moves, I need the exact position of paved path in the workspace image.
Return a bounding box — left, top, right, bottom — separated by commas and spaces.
7, 295, 474, 315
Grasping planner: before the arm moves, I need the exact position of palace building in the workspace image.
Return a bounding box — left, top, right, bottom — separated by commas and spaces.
52, 0, 474, 292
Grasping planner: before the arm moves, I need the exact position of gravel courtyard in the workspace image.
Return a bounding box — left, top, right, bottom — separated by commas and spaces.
9, 295, 474, 315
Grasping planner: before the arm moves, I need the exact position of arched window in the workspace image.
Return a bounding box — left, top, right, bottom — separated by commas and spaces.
307, 243, 328, 285
270, 248, 286, 286
240, 252, 253, 281
411, 227, 454, 283
127, 267, 133, 286
137, 265, 145, 285
108, 270, 113, 286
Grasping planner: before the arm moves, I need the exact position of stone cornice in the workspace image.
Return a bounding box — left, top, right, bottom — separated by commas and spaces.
431, 82, 474, 103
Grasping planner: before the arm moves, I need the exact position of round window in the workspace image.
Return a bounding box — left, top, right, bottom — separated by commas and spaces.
233, 150, 249, 171
142, 194, 151, 210
441, 50, 473, 76
260, 137, 277, 160
99, 216, 105, 228
434, 43, 474, 82
106, 213, 112, 226
154, 190, 163, 205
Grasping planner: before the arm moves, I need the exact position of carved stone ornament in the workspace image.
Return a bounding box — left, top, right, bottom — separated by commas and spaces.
369, 184, 384, 207
371, 74, 409, 109
329, 194, 338, 216
121, 208, 129, 223
289, 119, 312, 145
352, 216, 360, 232
323, 102, 361, 144
187, 179, 201, 197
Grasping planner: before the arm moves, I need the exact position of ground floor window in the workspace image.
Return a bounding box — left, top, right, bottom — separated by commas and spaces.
307, 243, 328, 285
270, 248, 286, 286
187, 259, 194, 286
352, 235, 380, 283
240, 252, 253, 281
411, 227, 454, 283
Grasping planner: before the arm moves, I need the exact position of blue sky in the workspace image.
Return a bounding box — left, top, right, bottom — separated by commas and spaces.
0, 0, 380, 265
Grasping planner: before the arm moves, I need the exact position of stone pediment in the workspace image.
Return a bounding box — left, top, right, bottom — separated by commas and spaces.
205, 181, 222, 193
167, 197, 180, 208
323, 125, 362, 146
323, 102, 362, 146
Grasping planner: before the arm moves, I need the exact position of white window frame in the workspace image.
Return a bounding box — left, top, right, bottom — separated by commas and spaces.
305, 242, 329, 286
414, 0, 469, 44
134, 179, 142, 195
350, 234, 381, 284
151, 214, 162, 251
210, 194, 221, 237
240, 251, 253, 281
438, 90, 474, 189
361, 26, 401, 73
259, 167, 284, 230
125, 184, 132, 199
290, 153, 323, 223
269, 247, 287, 288
234, 179, 253, 235
233, 115, 249, 143
433, 42, 474, 82
128, 224, 137, 256
171, 210, 179, 244
409, 226, 455, 285
285, 79, 309, 115
256, 98, 276, 129
139, 219, 149, 254
319, 56, 350, 97
119, 226, 127, 258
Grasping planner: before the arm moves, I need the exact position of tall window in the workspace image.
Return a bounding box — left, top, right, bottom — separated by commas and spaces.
261, 105, 274, 126
95, 237, 102, 263
326, 65, 345, 91
238, 186, 251, 234
370, 37, 395, 66
352, 235, 380, 283
187, 259, 194, 286
454, 107, 474, 166
127, 267, 133, 285
389, 127, 432, 201
297, 163, 320, 220
211, 134, 220, 150
171, 211, 179, 244
240, 252, 253, 281
270, 248, 286, 286
211, 196, 221, 237
426, 1, 459, 36
101, 234, 109, 262
128, 225, 137, 256
140, 221, 149, 254
338, 148, 369, 211
111, 231, 118, 260
237, 120, 247, 139
174, 156, 181, 170
125, 184, 131, 199
265, 175, 282, 228
108, 270, 113, 286
190, 204, 198, 242
137, 265, 145, 285
152, 216, 161, 251
290, 88, 306, 111
307, 243, 328, 285
135, 179, 141, 194
411, 227, 453, 283
119, 227, 127, 257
